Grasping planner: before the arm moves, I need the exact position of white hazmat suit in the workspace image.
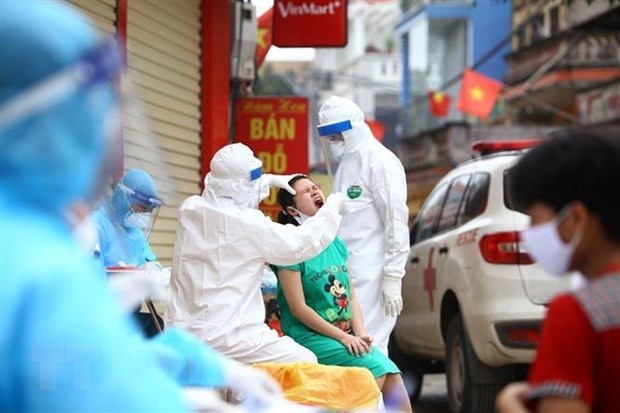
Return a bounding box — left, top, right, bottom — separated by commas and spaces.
318, 96, 410, 355
166, 143, 344, 364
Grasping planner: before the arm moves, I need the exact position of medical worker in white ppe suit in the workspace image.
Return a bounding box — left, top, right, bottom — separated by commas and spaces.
166, 143, 345, 364
317, 96, 409, 355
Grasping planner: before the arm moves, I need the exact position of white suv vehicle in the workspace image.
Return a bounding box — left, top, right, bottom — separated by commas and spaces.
390, 141, 570, 413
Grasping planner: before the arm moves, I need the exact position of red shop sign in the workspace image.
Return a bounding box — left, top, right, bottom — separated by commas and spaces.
273, 0, 348, 47
235, 97, 309, 220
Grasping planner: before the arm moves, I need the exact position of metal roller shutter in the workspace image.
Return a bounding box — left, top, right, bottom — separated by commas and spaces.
64, 1, 116, 201
67, 0, 117, 36
126, 0, 202, 266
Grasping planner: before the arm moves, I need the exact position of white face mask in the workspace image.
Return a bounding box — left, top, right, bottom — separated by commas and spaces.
329, 140, 346, 161
520, 207, 581, 276
290, 208, 312, 225
124, 212, 151, 229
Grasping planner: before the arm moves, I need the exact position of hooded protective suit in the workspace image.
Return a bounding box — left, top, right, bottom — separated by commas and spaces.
93, 169, 161, 267
318, 96, 409, 354
0, 2, 189, 411
166, 143, 344, 363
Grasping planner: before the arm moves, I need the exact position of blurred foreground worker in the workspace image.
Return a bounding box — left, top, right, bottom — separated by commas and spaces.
496, 127, 620, 413
317, 96, 409, 354
0, 1, 189, 411
166, 143, 345, 364
0, 2, 282, 411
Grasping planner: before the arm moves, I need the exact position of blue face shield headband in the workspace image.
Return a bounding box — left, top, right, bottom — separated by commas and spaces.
250, 166, 262, 181
0, 38, 122, 130
317, 119, 353, 140
117, 182, 163, 210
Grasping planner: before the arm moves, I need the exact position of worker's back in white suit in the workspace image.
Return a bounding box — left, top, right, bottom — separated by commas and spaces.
166, 143, 343, 364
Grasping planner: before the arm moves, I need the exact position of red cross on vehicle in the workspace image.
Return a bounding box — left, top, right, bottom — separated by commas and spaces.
424, 248, 437, 311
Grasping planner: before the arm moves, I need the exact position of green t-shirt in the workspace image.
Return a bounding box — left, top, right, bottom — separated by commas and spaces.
274, 237, 352, 340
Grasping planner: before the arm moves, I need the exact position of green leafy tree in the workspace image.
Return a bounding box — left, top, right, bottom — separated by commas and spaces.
255, 64, 296, 96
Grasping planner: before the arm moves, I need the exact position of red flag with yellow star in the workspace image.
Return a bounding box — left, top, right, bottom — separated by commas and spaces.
457, 68, 502, 120
428, 91, 451, 117
256, 8, 273, 69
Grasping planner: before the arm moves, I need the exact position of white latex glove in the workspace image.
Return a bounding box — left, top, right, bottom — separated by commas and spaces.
322, 192, 345, 214
223, 360, 283, 409
382, 275, 403, 317
117, 261, 137, 268
262, 173, 301, 195
140, 261, 163, 272
183, 388, 243, 412
108, 269, 170, 311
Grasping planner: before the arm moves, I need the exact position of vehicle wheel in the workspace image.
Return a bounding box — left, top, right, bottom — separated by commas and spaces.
388, 336, 425, 404
446, 315, 503, 413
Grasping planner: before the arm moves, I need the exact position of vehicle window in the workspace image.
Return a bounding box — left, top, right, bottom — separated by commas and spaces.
437, 174, 471, 232
409, 224, 417, 247
412, 182, 449, 244
503, 168, 527, 213
457, 172, 490, 226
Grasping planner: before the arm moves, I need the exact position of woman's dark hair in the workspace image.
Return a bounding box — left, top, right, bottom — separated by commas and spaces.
511, 126, 620, 242
276, 174, 310, 226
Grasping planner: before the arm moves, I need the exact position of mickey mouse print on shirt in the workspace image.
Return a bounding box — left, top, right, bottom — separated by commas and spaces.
323, 273, 353, 331
324, 274, 348, 315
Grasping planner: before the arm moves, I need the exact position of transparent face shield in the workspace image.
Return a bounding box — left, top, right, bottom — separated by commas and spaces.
0, 39, 121, 130
0, 35, 179, 263
116, 182, 163, 239
317, 120, 353, 182
0, 38, 123, 248
250, 164, 268, 209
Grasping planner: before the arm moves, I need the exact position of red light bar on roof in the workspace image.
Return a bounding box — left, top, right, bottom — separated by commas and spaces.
472, 139, 540, 155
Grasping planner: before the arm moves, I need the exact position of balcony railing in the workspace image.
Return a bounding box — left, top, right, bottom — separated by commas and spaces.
505, 31, 620, 86
400, 0, 474, 13
399, 96, 442, 137
399, 93, 470, 138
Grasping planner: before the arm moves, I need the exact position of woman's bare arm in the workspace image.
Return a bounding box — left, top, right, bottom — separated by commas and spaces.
279, 268, 369, 355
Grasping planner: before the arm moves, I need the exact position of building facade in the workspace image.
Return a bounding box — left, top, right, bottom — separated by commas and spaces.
312, 0, 401, 151
504, 0, 620, 126
395, 0, 512, 218
396, 0, 512, 137
68, 0, 232, 265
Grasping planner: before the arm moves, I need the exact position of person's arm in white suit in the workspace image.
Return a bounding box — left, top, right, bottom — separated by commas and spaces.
260, 193, 344, 266
372, 155, 410, 317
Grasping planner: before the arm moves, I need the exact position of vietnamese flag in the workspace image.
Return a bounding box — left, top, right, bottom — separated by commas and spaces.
457, 68, 503, 120
366, 118, 385, 142
256, 8, 273, 69
428, 91, 451, 117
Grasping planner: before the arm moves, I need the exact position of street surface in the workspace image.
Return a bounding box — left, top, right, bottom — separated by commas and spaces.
414, 374, 450, 413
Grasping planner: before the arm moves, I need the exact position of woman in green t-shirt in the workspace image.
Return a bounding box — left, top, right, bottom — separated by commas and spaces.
271, 175, 412, 412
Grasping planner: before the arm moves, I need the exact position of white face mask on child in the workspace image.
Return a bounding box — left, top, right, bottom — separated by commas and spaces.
520, 206, 582, 277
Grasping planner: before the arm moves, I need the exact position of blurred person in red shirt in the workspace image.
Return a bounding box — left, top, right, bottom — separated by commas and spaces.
496, 126, 620, 413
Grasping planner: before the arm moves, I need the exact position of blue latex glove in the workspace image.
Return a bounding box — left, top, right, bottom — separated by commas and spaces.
149, 329, 282, 408
149, 328, 226, 387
